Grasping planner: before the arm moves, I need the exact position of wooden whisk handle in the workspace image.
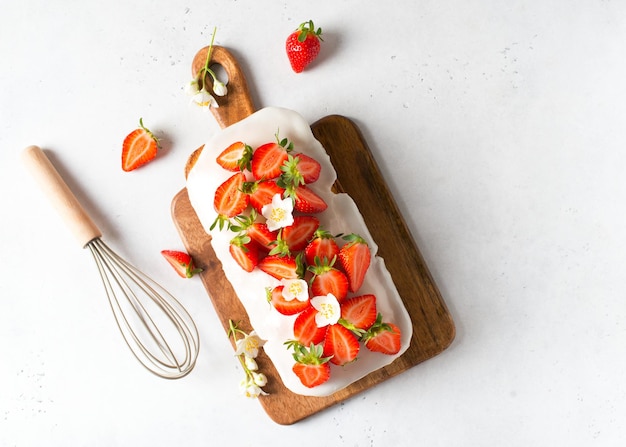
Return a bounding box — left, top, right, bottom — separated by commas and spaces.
21, 145, 102, 248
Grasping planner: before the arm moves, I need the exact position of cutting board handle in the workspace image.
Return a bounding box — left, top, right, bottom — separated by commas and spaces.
191, 45, 255, 129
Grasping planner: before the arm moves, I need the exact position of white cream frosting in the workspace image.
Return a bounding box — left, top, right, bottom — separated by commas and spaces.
186, 107, 412, 396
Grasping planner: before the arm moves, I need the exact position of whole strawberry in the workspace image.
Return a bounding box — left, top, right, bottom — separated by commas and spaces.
286, 20, 323, 73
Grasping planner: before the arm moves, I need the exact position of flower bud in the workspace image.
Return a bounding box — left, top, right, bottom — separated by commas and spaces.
212, 80, 228, 96
252, 372, 267, 387
244, 356, 258, 371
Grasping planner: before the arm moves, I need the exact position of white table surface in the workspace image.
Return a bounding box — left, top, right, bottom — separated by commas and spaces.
2, 0, 625, 445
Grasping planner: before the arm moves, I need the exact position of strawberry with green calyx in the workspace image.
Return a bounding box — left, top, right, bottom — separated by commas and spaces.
304, 228, 340, 266
285, 184, 328, 214
211, 172, 249, 231
308, 256, 349, 302
286, 341, 331, 388
121, 118, 160, 172
338, 233, 371, 293
251, 131, 294, 180
258, 233, 305, 280
339, 294, 378, 336
362, 314, 402, 355
323, 323, 360, 366
230, 211, 278, 252
278, 153, 321, 188
216, 141, 253, 172
286, 20, 323, 73
242, 179, 285, 214
229, 234, 260, 273
161, 250, 203, 278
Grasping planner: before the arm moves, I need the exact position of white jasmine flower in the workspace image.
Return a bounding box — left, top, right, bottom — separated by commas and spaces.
261, 194, 294, 231
184, 79, 200, 96
234, 330, 265, 358
239, 378, 267, 398
192, 88, 219, 109
311, 293, 341, 327
280, 278, 309, 302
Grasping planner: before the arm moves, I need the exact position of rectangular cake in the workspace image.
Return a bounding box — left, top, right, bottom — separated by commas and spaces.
186, 107, 412, 397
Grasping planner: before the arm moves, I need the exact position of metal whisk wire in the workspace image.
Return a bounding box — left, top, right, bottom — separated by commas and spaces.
89, 238, 199, 379
22, 145, 199, 380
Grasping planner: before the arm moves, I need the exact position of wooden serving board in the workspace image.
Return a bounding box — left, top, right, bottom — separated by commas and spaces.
170, 46, 455, 425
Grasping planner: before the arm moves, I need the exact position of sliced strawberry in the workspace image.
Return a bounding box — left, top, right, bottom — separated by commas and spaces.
292, 362, 331, 388
229, 235, 260, 272
323, 323, 360, 366
304, 228, 340, 266
279, 153, 321, 187
363, 317, 402, 355
288, 342, 331, 388
211, 172, 249, 230
292, 153, 321, 183
340, 294, 377, 332
251, 136, 293, 180
293, 306, 327, 346
243, 180, 285, 214
309, 258, 349, 302
121, 118, 159, 172
291, 185, 327, 213
268, 285, 310, 315
216, 141, 253, 172
161, 250, 202, 278
338, 233, 371, 293
282, 215, 319, 252
247, 221, 278, 252
257, 254, 299, 280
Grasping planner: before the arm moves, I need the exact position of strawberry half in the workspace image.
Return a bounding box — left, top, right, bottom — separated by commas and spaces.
161, 250, 202, 278
288, 342, 331, 388
292, 362, 331, 388
304, 228, 340, 266
211, 172, 249, 230
323, 323, 360, 366
293, 306, 327, 346
282, 215, 320, 252
280, 153, 321, 186
286, 20, 323, 73
251, 135, 293, 180
268, 285, 310, 316
362, 315, 402, 355
257, 254, 299, 280
229, 235, 260, 272
243, 179, 285, 214
293, 153, 321, 184
216, 141, 253, 172
247, 221, 278, 252
340, 294, 378, 332
291, 185, 328, 214
121, 118, 160, 172
338, 233, 371, 293
309, 257, 349, 302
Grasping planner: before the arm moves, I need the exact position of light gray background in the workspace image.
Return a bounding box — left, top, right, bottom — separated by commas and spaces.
2, 1, 624, 445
